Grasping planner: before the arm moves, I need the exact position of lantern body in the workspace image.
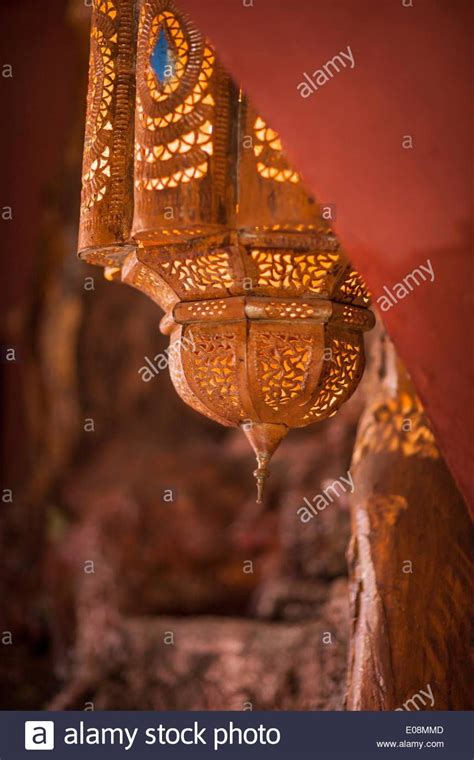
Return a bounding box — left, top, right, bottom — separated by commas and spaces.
79, 0, 374, 497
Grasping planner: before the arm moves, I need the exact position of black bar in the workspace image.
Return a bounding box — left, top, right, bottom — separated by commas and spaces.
2, 710, 472, 759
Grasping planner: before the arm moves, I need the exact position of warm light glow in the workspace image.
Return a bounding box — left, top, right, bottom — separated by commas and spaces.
78, 0, 374, 499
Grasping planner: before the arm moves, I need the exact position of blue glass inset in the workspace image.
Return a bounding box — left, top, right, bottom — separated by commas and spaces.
151, 28, 175, 83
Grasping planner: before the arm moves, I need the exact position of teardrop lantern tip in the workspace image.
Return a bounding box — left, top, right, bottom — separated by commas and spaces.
241, 422, 289, 502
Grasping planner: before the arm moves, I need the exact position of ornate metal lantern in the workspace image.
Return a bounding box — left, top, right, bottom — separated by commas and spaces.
79, 0, 375, 499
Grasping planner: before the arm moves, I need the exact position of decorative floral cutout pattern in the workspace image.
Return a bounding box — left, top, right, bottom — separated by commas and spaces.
256, 332, 314, 411
187, 329, 243, 416
304, 335, 362, 420
253, 116, 300, 183
160, 251, 234, 293
250, 249, 341, 294
81, 1, 117, 208
336, 268, 370, 306
135, 2, 215, 191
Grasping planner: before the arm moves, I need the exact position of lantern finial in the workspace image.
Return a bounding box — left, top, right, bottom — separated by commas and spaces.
241, 422, 288, 502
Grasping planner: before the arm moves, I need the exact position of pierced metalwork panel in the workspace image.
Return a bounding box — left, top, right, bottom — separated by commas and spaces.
253, 116, 300, 184
303, 329, 364, 423
246, 248, 346, 299
247, 322, 325, 423
139, 246, 240, 301
79, 0, 136, 257
167, 325, 233, 426
181, 322, 246, 425
245, 298, 332, 323
335, 268, 371, 307
132, 0, 230, 241
236, 102, 321, 232
121, 251, 178, 310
